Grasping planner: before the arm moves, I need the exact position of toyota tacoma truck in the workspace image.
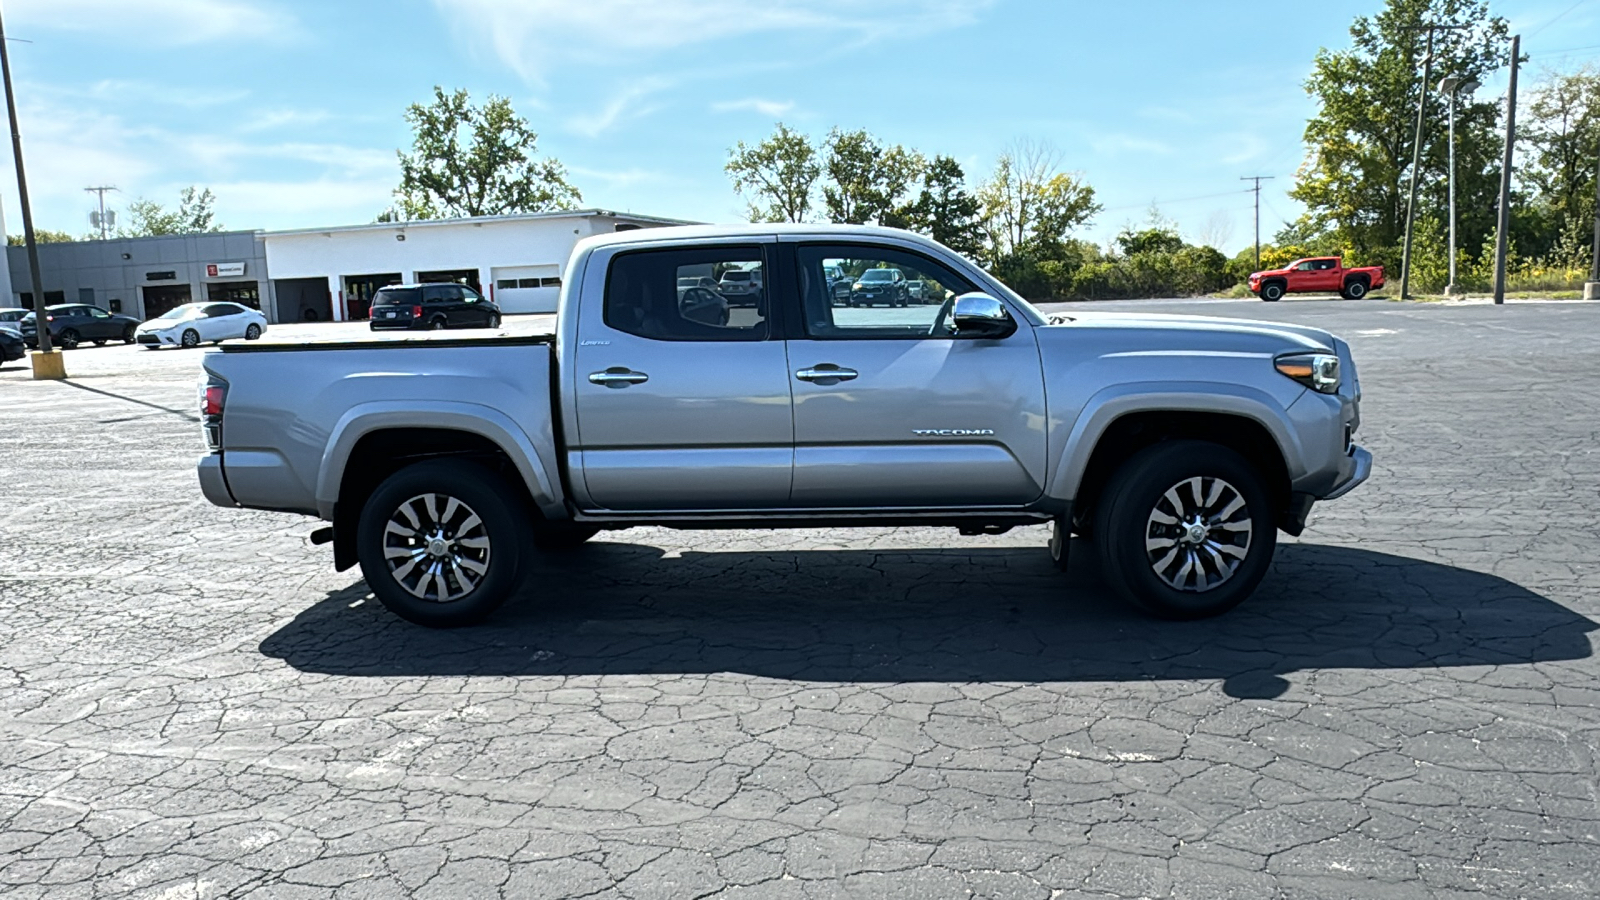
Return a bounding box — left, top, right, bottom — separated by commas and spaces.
197, 225, 1371, 627
1249, 257, 1385, 301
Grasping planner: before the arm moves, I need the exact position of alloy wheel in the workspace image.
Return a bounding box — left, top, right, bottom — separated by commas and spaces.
382, 492, 492, 604
1143, 475, 1253, 592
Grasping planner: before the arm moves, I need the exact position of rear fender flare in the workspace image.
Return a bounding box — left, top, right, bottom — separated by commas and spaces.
1047, 382, 1306, 502
314, 401, 564, 520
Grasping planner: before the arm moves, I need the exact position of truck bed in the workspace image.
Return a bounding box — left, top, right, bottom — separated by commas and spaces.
219, 332, 554, 353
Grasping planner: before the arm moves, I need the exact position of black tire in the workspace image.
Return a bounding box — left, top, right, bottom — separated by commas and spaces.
1259, 282, 1285, 302
356, 460, 528, 627
532, 523, 601, 550
181, 329, 200, 348
122, 325, 136, 344
59, 329, 80, 349
429, 318, 447, 331
1092, 440, 1276, 619
245, 323, 262, 340
490, 314, 502, 329
1342, 280, 1368, 300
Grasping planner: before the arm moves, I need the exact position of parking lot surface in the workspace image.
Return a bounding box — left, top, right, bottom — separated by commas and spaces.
1, 298, 1597, 899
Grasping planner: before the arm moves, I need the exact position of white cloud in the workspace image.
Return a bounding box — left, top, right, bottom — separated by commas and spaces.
0, 83, 395, 236
431, 0, 996, 82
209, 178, 398, 230
8, 0, 300, 45
1090, 134, 1174, 156
712, 98, 796, 118
567, 78, 673, 137
237, 109, 339, 133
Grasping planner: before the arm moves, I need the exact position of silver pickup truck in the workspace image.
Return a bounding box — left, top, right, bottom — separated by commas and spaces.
198, 225, 1370, 627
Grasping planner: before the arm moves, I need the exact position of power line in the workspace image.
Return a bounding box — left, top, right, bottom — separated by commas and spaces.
1099, 188, 1255, 214
1528, 0, 1593, 38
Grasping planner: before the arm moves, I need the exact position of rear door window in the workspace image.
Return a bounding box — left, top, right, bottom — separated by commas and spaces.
604, 246, 768, 341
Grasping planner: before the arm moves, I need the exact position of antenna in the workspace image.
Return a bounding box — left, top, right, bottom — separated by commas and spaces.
85, 185, 117, 240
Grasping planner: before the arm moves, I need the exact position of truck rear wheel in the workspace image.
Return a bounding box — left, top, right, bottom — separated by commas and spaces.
356, 460, 527, 627
1260, 282, 1284, 302
1342, 280, 1368, 299
1093, 440, 1275, 619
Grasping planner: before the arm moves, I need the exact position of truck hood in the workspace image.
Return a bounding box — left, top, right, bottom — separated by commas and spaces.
1048, 310, 1338, 353
1249, 268, 1290, 279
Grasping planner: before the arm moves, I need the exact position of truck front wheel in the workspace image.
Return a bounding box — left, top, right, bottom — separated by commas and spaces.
1093, 440, 1275, 619
356, 460, 527, 627
1260, 282, 1285, 302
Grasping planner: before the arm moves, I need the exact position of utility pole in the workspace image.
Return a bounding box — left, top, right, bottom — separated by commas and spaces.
1585, 140, 1599, 300
1241, 176, 1274, 270
1400, 27, 1437, 300
1493, 34, 1520, 306
85, 185, 116, 240
0, 7, 59, 375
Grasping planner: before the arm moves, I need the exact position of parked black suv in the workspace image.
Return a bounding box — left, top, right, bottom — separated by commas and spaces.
0, 328, 24, 366
369, 283, 502, 331
21, 304, 142, 348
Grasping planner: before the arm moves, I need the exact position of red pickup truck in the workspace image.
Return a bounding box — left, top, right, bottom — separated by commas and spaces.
1248, 257, 1385, 301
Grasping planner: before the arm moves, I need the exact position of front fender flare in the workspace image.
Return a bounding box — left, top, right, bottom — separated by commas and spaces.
1046, 382, 1307, 502
313, 401, 564, 520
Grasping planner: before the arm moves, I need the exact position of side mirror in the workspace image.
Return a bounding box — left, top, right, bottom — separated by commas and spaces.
951, 293, 1017, 339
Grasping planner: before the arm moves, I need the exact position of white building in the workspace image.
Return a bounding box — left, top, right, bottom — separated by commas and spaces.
263, 209, 690, 322
5, 208, 691, 322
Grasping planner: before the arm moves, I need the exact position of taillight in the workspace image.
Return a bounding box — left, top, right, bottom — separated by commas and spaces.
200, 377, 227, 450
412, 305, 423, 318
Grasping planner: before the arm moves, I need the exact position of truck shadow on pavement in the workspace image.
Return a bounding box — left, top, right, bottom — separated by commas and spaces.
259, 542, 1595, 700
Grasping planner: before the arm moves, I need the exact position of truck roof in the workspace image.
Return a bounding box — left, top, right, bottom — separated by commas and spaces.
577, 222, 937, 252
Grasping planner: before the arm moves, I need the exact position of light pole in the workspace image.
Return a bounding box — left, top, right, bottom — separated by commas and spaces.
1440, 75, 1480, 296
0, 7, 61, 377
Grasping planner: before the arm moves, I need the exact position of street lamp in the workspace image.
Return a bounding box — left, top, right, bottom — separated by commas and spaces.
1440, 75, 1481, 296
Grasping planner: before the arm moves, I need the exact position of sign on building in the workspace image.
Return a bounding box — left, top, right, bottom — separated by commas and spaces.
206, 262, 246, 278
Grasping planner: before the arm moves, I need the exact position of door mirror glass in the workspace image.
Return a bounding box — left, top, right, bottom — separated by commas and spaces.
951, 293, 1016, 339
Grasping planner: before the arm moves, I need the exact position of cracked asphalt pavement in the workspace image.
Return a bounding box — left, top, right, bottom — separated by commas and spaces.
1, 298, 1597, 898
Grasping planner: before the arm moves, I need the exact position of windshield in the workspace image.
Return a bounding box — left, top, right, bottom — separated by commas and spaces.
721, 271, 752, 282
860, 270, 895, 282
157, 304, 203, 320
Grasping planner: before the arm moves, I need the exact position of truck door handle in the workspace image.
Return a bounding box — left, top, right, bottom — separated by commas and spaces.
589, 368, 649, 387
795, 365, 858, 383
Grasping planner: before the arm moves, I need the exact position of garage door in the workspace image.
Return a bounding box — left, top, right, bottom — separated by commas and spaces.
492, 265, 562, 314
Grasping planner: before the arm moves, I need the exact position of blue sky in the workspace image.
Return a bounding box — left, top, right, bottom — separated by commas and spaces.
1, 0, 1596, 255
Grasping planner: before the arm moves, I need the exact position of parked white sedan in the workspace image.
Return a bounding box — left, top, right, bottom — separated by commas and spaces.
135, 302, 268, 349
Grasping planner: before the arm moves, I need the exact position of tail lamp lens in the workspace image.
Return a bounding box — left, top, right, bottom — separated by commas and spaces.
412, 305, 423, 318
202, 384, 226, 417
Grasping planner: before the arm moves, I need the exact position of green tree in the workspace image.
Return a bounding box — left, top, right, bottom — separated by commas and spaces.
396, 86, 580, 219
726, 123, 821, 223
819, 129, 924, 224
7, 229, 75, 245
897, 155, 984, 256
977, 140, 1101, 261
1522, 67, 1600, 266
118, 186, 223, 237
1290, 0, 1510, 263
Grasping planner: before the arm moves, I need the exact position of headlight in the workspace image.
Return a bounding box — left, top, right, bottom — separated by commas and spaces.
1275, 353, 1340, 394
852, 283, 863, 290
